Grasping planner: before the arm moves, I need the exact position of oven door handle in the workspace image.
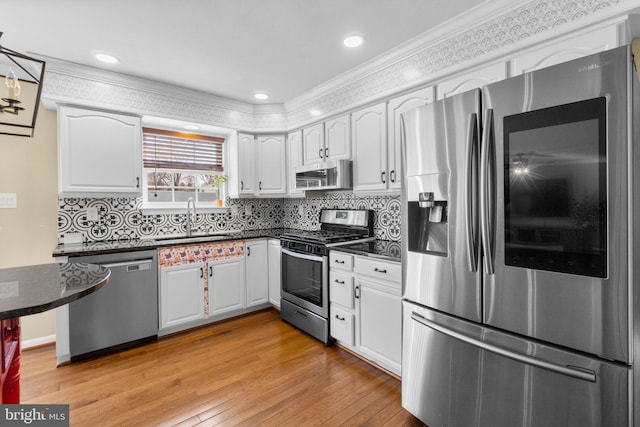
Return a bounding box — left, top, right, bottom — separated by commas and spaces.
282, 248, 324, 263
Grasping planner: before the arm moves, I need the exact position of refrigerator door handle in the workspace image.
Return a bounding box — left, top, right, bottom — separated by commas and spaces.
480, 108, 495, 274
465, 112, 479, 272
410, 311, 597, 383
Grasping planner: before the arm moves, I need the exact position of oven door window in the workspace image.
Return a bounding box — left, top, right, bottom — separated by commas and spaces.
503, 97, 607, 278
282, 250, 323, 306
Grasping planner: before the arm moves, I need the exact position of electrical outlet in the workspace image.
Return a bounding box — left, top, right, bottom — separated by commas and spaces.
0, 193, 17, 209
245, 205, 252, 216
298, 205, 304, 216
86, 206, 99, 221
231, 206, 239, 216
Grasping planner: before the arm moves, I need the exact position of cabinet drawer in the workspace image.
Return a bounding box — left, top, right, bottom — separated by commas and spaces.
330, 305, 354, 346
330, 272, 354, 308
354, 257, 401, 286
330, 251, 353, 271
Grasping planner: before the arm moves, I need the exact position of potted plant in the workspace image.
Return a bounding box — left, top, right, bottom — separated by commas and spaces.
211, 173, 228, 207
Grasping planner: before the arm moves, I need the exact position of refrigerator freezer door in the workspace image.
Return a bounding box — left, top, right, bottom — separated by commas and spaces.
482, 46, 632, 363
402, 301, 630, 427
402, 88, 482, 323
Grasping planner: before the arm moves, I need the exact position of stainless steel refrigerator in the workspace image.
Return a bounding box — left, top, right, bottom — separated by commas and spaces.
401, 45, 639, 426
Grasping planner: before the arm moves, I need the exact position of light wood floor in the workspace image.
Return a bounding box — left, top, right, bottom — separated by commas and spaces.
20, 309, 426, 427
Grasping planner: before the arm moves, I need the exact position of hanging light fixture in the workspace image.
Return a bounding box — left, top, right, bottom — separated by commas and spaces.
0, 32, 46, 137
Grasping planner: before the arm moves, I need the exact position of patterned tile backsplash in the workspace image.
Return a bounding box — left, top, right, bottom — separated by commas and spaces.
58, 192, 401, 244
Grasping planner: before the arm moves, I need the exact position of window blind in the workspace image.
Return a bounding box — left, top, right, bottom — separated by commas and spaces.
142, 128, 224, 172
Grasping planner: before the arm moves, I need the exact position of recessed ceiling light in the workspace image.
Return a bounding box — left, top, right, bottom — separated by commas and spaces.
184, 124, 200, 131
343, 34, 365, 48
254, 92, 270, 100
95, 53, 119, 64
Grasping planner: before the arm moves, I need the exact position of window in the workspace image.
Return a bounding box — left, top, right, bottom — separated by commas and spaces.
142, 128, 226, 208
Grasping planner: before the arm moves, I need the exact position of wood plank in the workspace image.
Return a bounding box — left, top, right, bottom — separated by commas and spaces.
21, 309, 426, 426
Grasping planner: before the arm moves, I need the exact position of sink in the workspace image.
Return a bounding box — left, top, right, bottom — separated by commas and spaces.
142, 231, 241, 245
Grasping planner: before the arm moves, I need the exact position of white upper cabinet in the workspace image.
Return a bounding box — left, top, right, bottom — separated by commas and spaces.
303, 123, 324, 164
58, 105, 142, 197
436, 62, 507, 100
387, 87, 434, 190
324, 114, 351, 161
351, 102, 387, 191
510, 25, 620, 76
237, 133, 286, 196
286, 130, 304, 197
257, 135, 286, 194
302, 115, 351, 165
238, 133, 257, 195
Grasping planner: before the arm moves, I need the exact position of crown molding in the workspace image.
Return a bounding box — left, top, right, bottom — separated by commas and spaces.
284, 0, 527, 112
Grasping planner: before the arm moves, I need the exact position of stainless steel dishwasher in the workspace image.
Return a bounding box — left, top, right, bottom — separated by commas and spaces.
68, 249, 158, 361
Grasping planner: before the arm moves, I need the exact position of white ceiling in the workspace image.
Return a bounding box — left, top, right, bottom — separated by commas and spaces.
3, 0, 487, 105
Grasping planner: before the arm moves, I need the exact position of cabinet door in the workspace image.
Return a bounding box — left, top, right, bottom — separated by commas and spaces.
358, 278, 402, 375
303, 123, 324, 164
286, 130, 304, 197
510, 25, 619, 76
268, 239, 282, 307
58, 105, 142, 196
436, 62, 506, 100
352, 102, 388, 191
238, 133, 256, 195
387, 87, 434, 190
159, 263, 205, 330
209, 259, 246, 316
246, 240, 269, 307
324, 114, 351, 161
257, 135, 286, 194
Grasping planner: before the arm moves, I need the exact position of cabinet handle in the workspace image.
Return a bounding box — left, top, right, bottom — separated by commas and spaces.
209, 266, 213, 277
319, 148, 323, 159
241, 181, 244, 190
136, 177, 140, 188
334, 279, 345, 285
355, 285, 360, 299
390, 170, 395, 183
259, 181, 262, 190
334, 259, 345, 264
200, 268, 204, 278
324, 147, 329, 158
374, 268, 387, 274
247, 246, 251, 256
335, 314, 345, 321
381, 171, 386, 184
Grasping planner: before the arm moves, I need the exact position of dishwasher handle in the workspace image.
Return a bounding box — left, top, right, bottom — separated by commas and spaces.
100, 258, 154, 272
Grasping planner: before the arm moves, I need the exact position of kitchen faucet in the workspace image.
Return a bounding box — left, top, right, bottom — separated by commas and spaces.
186, 197, 196, 237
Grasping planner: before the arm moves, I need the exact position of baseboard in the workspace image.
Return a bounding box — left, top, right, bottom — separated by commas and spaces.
22, 334, 56, 350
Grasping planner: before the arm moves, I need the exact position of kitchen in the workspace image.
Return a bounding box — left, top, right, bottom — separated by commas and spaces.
2, 0, 640, 426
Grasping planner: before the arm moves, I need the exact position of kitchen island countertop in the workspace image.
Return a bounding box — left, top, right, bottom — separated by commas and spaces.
0, 263, 110, 320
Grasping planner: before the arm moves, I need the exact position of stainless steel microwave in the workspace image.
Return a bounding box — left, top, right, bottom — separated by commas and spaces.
295, 159, 352, 191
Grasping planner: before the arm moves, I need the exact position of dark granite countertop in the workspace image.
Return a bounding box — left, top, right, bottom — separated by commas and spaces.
53, 228, 299, 258
0, 263, 110, 320
332, 240, 402, 262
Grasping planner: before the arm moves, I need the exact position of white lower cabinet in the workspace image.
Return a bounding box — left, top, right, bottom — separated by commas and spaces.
329, 251, 402, 376
209, 258, 246, 316
358, 278, 402, 373
159, 263, 205, 330
268, 239, 282, 308
246, 239, 269, 307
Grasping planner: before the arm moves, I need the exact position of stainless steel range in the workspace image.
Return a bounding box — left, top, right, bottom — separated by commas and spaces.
280, 209, 374, 344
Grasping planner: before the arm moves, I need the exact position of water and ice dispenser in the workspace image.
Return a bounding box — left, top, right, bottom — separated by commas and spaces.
408, 190, 448, 256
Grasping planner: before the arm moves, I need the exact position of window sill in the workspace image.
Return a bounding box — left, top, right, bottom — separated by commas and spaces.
140, 203, 229, 215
